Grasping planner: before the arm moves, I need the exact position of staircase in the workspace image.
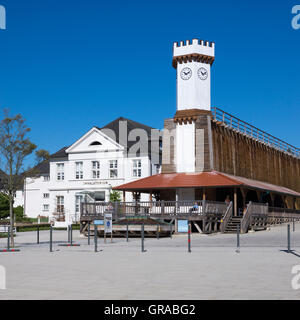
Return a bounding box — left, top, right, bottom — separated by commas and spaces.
224, 216, 242, 233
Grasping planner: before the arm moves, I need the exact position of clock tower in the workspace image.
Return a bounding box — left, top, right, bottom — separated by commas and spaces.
162, 38, 215, 176
173, 39, 215, 111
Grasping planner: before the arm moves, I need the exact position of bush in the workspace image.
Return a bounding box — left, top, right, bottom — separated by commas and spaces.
0, 193, 9, 220
14, 206, 31, 222
110, 191, 121, 203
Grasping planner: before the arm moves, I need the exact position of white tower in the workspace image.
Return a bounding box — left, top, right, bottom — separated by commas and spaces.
173, 39, 215, 111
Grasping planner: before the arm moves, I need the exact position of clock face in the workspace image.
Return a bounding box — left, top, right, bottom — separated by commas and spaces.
198, 67, 208, 80
180, 67, 192, 80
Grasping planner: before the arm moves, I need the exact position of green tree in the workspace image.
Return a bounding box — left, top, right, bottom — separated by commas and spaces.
109, 190, 121, 203
0, 193, 9, 220
0, 110, 36, 246
35, 149, 50, 164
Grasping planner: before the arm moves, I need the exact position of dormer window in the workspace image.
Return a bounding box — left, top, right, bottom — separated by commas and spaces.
90, 141, 102, 146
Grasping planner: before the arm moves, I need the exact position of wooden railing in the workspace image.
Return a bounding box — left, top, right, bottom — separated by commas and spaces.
212, 107, 300, 158
220, 201, 233, 233
81, 200, 229, 219
267, 207, 300, 223
52, 212, 65, 222
241, 202, 268, 233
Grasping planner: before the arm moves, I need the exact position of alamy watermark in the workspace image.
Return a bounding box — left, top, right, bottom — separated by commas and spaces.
0, 5, 6, 30
291, 265, 300, 290
0, 265, 6, 290
292, 5, 300, 30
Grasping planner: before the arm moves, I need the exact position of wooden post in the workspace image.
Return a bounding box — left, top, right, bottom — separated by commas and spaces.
150, 191, 153, 210
202, 188, 206, 201
270, 193, 275, 208
234, 188, 237, 217
240, 188, 246, 213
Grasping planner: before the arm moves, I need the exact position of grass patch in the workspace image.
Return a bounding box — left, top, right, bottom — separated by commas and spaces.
17, 224, 80, 232
0, 233, 16, 238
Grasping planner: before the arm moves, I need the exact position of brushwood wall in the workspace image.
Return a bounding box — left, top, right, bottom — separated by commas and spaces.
211, 123, 300, 193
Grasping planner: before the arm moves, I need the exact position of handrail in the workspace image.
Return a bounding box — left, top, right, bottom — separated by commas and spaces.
81, 200, 229, 218
240, 202, 252, 234
212, 107, 300, 159
241, 202, 269, 233
220, 201, 233, 233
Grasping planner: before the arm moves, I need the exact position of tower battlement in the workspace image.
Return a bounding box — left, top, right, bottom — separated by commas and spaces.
173, 39, 215, 60
173, 38, 215, 111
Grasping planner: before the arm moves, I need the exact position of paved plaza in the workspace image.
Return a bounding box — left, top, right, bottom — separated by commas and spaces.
1, 224, 300, 299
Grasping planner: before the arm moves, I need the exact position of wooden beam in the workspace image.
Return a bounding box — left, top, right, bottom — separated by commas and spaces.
240, 188, 247, 209
193, 221, 203, 234
234, 187, 238, 216
203, 188, 206, 201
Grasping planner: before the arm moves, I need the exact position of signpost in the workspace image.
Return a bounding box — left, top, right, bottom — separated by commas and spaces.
93, 220, 104, 253
104, 213, 113, 243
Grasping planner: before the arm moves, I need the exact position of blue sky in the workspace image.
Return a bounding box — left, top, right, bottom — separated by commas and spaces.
0, 0, 299, 165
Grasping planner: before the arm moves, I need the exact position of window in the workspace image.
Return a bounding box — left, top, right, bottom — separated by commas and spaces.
57, 164, 64, 181
43, 175, 50, 182
155, 164, 161, 175
56, 196, 64, 213
75, 195, 84, 214
43, 193, 50, 199
109, 160, 118, 178
75, 162, 83, 179
43, 204, 49, 211
89, 141, 102, 146
92, 161, 100, 179
132, 159, 142, 177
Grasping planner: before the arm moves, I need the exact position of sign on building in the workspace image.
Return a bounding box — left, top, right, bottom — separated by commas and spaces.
104, 213, 113, 233
177, 220, 189, 233
94, 220, 104, 226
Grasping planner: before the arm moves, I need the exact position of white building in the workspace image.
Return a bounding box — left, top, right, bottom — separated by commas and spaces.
24, 117, 161, 226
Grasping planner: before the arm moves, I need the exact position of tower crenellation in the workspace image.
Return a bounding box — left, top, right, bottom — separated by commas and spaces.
173, 38, 215, 67
173, 38, 215, 112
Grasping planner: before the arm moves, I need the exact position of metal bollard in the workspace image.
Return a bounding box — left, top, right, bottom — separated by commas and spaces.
188, 223, 191, 253
67, 225, 70, 243
7, 226, 10, 251
170, 224, 172, 239
94, 225, 98, 253
50, 225, 53, 252
293, 219, 295, 232
126, 223, 129, 242
88, 222, 90, 245
157, 224, 159, 240
236, 224, 240, 253
141, 224, 146, 252
70, 224, 73, 245
37, 225, 40, 244
288, 224, 291, 253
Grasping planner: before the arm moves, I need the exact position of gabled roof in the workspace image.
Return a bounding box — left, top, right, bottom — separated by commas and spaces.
65, 127, 123, 154
50, 146, 69, 160
113, 170, 300, 198
99, 117, 161, 154
27, 160, 50, 175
